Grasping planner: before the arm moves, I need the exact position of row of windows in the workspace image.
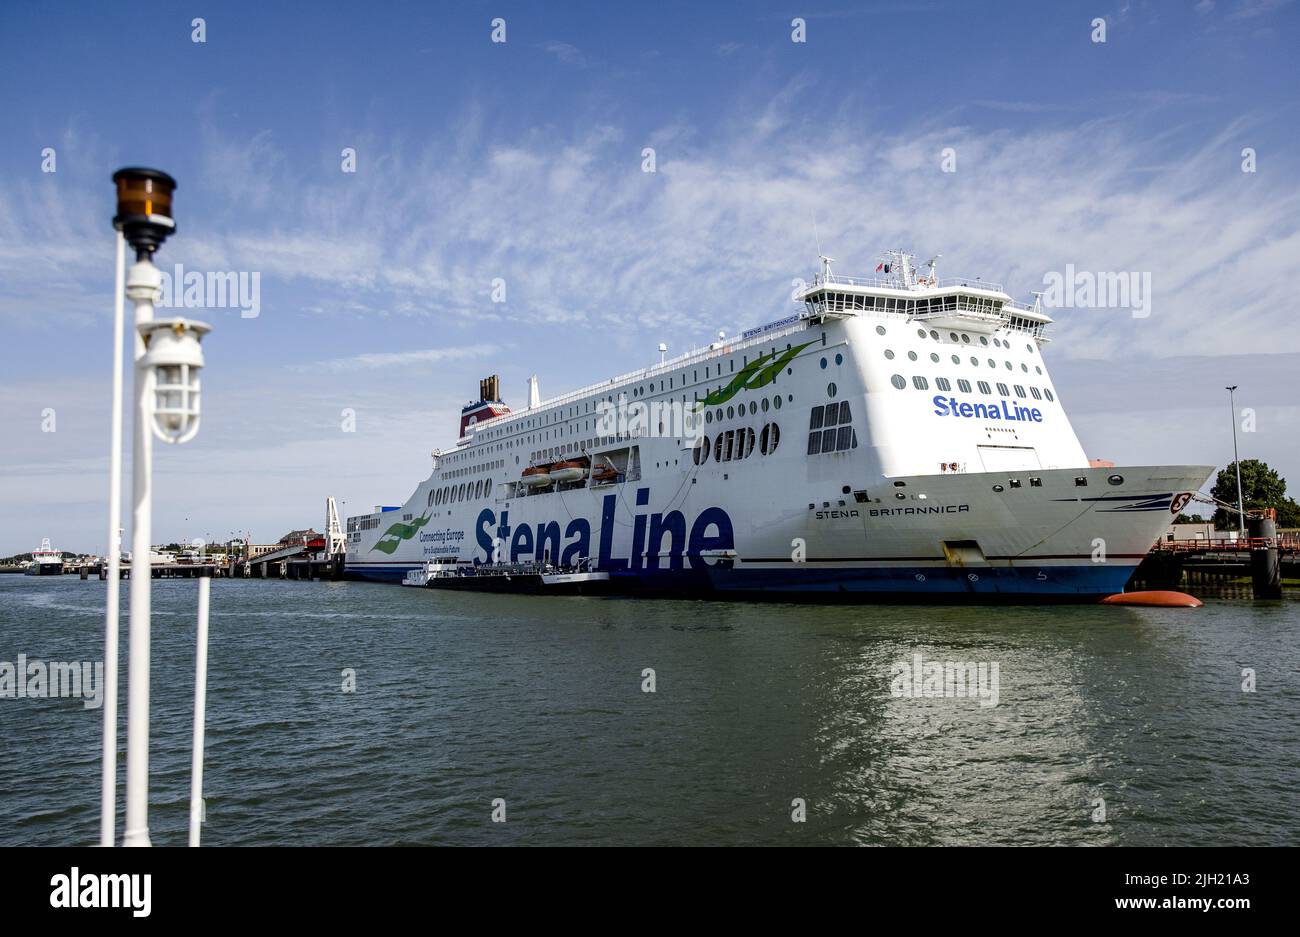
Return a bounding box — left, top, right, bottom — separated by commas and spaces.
808, 425, 858, 455
692, 423, 782, 464
885, 348, 1043, 375
810, 401, 852, 430
428, 477, 493, 506
889, 374, 1056, 402
811, 292, 1006, 318
704, 395, 785, 424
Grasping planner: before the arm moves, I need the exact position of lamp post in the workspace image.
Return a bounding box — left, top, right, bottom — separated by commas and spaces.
108, 168, 212, 847
1226, 386, 1245, 539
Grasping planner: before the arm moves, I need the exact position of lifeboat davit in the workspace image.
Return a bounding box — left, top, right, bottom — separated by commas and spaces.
521, 464, 552, 487
1100, 590, 1203, 608
549, 458, 588, 483
591, 464, 618, 483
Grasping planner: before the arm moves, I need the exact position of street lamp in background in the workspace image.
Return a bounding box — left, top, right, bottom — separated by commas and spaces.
1226, 386, 1246, 539
104, 168, 213, 848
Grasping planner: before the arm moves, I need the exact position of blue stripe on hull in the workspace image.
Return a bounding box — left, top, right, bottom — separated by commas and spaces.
699, 563, 1134, 599
351, 561, 1135, 600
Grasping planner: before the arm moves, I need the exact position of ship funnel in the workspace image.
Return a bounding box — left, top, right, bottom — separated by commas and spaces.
527, 375, 541, 409
480, 374, 501, 403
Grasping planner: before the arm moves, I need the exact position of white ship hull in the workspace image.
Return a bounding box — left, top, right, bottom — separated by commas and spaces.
345, 260, 1212, 601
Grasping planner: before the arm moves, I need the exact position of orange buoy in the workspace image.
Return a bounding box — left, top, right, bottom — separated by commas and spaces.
1100, 591, 1203, 608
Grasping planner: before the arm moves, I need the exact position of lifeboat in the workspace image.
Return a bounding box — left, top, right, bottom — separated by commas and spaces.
591, 464, 618, 483
521, 464, 553, 487
549, 458, 589, 483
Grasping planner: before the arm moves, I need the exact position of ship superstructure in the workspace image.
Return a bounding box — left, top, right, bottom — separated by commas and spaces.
344, 252, 1211, 600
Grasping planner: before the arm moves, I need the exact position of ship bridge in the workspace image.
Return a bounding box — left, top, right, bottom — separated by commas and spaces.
796, 251, 1052, 341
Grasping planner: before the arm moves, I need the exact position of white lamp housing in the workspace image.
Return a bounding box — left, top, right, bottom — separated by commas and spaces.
138, 317, 211, 444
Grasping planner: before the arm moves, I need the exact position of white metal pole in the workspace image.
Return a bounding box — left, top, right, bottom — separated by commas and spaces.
100, 231, 126, 847
189, 574, 210, 847
123, 257, 161, 847
1228, 386, 1245, 538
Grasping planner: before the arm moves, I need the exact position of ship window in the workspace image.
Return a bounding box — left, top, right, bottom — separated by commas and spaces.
722, 430, 735, 461
917, 328, 926, 338
1045, 389, 1055, 401
912, 376, 929, 390
695, 435, 710, 464
930, 352, 940, 362
929, 330, 939, 340
908, 351, 918, 361
884, 349, 894, 359
1005, 361, 1013, 370
827, 382, 837, 398
810, 406, 825, 430
705, 409, 713, 424
996, 382, 1010, 396
821, 428, 837, 452
714, 435, 724, 462
980, 336, 989, 346
715, 409, 723, 422
890, 374, 906, 389
949, 332, 958, 342
978, 381, 992, 394
760, 423, 780, 455
961, 334, 970, 343
743, 428, 756, 458
957, 379, 972, 393
836, 426, 853, 451
749, 401, 758, 415
807, 431, 822, 455
1075, 476, 1088, 487
838, 401, 852, 424
936, 377, 951, 392
970, 357, 979, 366
876, 325, 886, 335
773, 395, 782, 409
987, 359, 995, 368
727, 405, 735, 419
1029, 477, 1042, 487
820, 357, 828, 369
761, 397, 770, 412
1030, 387, 1042, 400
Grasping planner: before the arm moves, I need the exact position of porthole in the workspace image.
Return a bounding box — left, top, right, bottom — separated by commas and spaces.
1045, 389, 1055, 401
835, 353, 843, 365
820, 357, 828, 369
1027, 343, 1034, 353
774, 396, 783, 409
761, 397, 770, 412
827, 382, 838, 398
949, 332, 958, 342
1108, 474, 1124, 486
895, 492, 906, 500
716, 409, 723, 422
1005, 361, 1013, 370
876, 325, 887, 335
890, 374, 906, 389
705, 410, 713, 424
917, 328, 927, 338
929, 330, 939, 340
912, 375, 929, 390
980, 336, 989, 346
936, 377, 951, 391
1036, 366, 1043, 375
884, 349, 895, 360
970, 357, 979, 366
727, 405, 734, 419
992, 484, 1005, 492
961, 334, 970, 343
908, 351, 918, 361
988, 359, 996, 368
694, 436, 710, 465
930, 352, 940, 363
749, 401, 757, 415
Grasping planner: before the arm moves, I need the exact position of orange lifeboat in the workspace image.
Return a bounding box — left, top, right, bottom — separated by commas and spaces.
549, 458, 589, 483
521, 464, 553, 487
591, 464, 618, 483
1100, 591, 1203, 608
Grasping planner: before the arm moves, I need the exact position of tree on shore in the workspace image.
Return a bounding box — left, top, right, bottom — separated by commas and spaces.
1211, 459, 1300, 529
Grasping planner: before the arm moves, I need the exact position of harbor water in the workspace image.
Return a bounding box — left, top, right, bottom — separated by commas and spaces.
1, 575, 1296, 846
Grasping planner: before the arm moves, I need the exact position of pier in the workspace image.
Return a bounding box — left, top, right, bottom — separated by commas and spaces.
1131, 516, 1294, 599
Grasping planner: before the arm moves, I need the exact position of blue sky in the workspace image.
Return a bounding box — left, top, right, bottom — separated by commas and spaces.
1, 0, 1298, 554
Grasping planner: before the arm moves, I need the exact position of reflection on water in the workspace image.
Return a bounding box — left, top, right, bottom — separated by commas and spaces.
1, 576, 1296, 846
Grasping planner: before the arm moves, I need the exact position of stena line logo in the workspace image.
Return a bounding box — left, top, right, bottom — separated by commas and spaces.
932, 395, 1043, 423
476, 489, 734, 569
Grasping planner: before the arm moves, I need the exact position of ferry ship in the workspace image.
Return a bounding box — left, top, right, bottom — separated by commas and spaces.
25, 539, 64, 576
344, 252, 1212, 601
